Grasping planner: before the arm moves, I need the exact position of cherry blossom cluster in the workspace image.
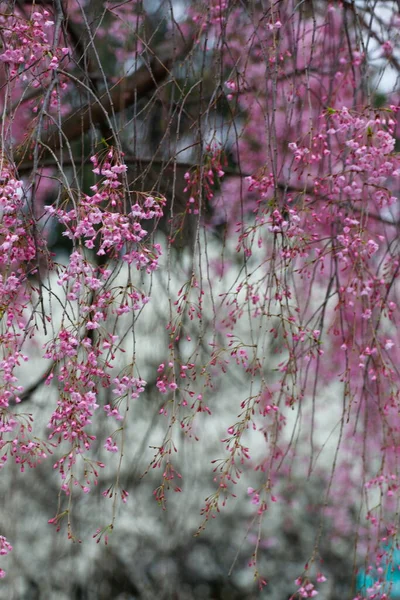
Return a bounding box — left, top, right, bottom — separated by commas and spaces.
194, 5, 400, 584
40, 154, 166, 517
148, 271, 219, 508
103, 374, 146, 448
292, 574, 327, 599
183, 146, 225, 216
0, 159, 51, 479
190, 0, 229, 32
199, 390, 261, 523
1, 0, 400, 594
46, 153, 164, 272
0, 165, 35, 268
0, 536, 12, 579
45, 331, 107, 485
0, 7, 69, 79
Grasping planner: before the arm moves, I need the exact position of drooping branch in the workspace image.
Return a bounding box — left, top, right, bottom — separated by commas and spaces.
15, 35, 194, 164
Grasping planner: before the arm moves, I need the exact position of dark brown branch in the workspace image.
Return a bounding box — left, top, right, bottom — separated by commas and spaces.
17, 154, 251, 177
15, 36, 194, 163
12, 362, 55, 405
16, 153, 400, 228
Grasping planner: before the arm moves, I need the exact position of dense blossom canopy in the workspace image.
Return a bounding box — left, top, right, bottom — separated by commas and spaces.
1, 0, 400, 597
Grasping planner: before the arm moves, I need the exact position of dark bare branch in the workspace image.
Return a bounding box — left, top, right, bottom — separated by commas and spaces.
15, 36, 194, 163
